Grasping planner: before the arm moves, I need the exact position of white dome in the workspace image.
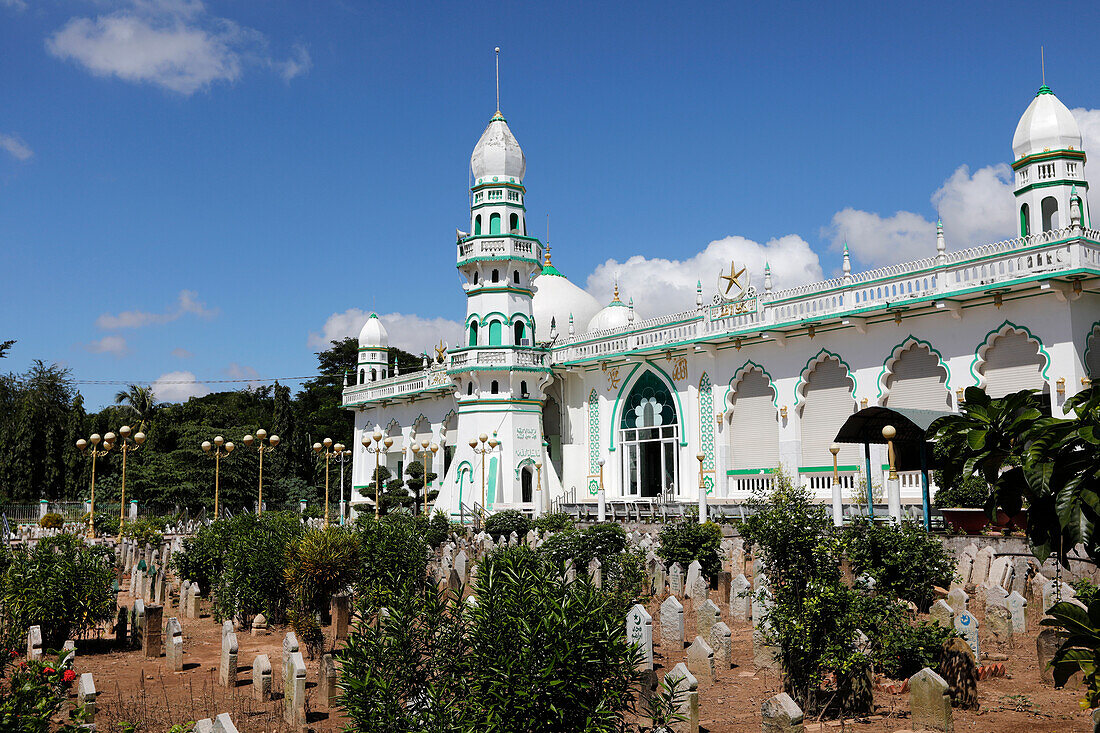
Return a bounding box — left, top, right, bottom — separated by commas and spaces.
358, 312, 389, 348
1013, 86, 1082, 160
587, 288, 632, 333
470, 112, 526, 182
532, 263, 601, 341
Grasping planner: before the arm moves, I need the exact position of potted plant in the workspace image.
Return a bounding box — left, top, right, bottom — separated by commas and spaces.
932, 476, 991, 534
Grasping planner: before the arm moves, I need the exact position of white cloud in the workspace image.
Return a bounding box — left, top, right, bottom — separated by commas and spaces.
84, 334, 129, 357
583, 234, 824, 318
170, 347, 193, 358
1, 0, 27, 11
225, 362, 261, 389
0, 133, 33, 161
46, 0, 310, 95
824, 163, 1017, 268
309, 308, 465, 355
96, 289, 216, 329
1071, 108, 1100, 218
275, 43, 311, 81
151, 370, 209, 402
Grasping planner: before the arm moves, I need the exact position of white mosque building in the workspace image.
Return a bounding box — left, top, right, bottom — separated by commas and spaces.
342, 84, 1100, 518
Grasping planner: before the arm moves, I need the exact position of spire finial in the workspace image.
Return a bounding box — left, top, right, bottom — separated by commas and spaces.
495, 47, 501, 114
613, 282, 620, 301
1041, 45, 1046, 87
544, 242, 552, 266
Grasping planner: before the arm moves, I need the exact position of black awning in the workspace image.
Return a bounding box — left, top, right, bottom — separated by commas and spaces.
833, 406, 952, 473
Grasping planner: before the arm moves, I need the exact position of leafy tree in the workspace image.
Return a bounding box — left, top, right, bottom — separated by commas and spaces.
656, 520, 723, 578
402, 460, 439, 515
353, 512, 432, 611
285, 527, 362, 656
0, 340, 14, 358
843, 518, 954, 611
114, 385, 158, 431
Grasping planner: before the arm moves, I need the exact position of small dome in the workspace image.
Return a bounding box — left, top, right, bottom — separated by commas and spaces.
587, 286, 632, 333
470, 112, 526, 182
358, 313, 389, 348
1013, 86, 1082, 160
532, 260, 601, 341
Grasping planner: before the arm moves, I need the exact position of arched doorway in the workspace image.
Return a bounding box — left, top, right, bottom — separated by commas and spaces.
620, 371, 679, 499
521, 465, 533, 503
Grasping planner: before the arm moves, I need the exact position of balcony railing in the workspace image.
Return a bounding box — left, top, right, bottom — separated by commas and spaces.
457, 235, 543, 264
448, 347, 548, 370
342, 365, 450, 406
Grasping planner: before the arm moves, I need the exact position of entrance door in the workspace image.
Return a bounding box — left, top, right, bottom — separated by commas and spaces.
619, 371, 680, 499
521, 467, 533, 502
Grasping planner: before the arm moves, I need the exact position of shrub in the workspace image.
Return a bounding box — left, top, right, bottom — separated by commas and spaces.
0, 534, 115, 650
656, 520, 723, 578
285, 527, 362, 656
931, 475, 991, 509
484, 509, 530, 541
843, 518, 955, 611
354, 512, 432, 611
533, 511, 574, 533
1072, 578, 1099, 605
337, 545, 643, 731
38, 513, 64, 529
0, 652, 88, 731
425, 510, 449, 548
120, 517, 164, 546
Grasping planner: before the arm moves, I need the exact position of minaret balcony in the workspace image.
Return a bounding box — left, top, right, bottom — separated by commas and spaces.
448, 346, 549, 371
457, 235, 543, 266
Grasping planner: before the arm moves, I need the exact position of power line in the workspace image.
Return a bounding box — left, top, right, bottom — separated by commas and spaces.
71, 375, 327, 386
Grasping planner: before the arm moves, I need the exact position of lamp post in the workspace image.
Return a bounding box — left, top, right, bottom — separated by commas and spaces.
76, 432, 115, 539
696, 452, 707, 524
313, 438, 344, 528
829, 443, 843, 527
114, 425, 145, 539
469, 433, 499, 517
534, 461, 543, 518
882, 425, 902, 523
362, 428, 393, 520
242, 429, 279, 515
411, 439, 439, 516
335, 443, 350, 525
597, 457, 606, 522
201, 435, 235, 520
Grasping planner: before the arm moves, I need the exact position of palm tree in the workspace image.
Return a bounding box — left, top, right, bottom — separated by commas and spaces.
114, 384, 158, 431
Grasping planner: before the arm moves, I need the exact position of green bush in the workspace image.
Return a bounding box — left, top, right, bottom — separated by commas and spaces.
931, 475, 991, 509
532, 511, 574, 533
656, 520, 723, 578
0, 652, 89, 732
0, 534, 115, 650
843, 518, 955, 611
484, 509, 531, 541
38, 513, 64, 529
337, 545, 643, 731
1071, 578, 1099, 605
120, 517, 165, 546
425, 510, 449, 548
285, 527, 362, 656
354, 512, 432, 611
538, 523, 625, 571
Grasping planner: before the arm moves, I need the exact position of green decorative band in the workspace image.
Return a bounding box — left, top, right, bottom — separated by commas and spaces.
466, 286, 534, 296
1012, 148, 1086, 170
798, 465, 860, 473
1014, 179, 1089, 195
457, 256, 543, 267
727, 468, 776, 476
471, 181, 526, 192
470, 202, 527, 212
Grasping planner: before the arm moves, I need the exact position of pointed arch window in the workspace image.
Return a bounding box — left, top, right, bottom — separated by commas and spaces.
491, 269, 499, 283
513, 270, 520, 284
509, 213, 519, 232
488, 320, 503, 346
490, 380, 499, 394
489, 213, 501, 235
474, 215, 482, 236
1020, 203, 1030, 237
467, 382, 473, 395
619, 371, 679, 499
469, 321, 479, 347
1042, 196, 1059, 231
514, 320, 526, 345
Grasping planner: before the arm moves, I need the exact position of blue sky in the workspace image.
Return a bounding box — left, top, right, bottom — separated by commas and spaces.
4, 0, 1100, 408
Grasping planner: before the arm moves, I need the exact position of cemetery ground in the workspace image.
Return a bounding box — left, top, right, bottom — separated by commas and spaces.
69, 561, 1093, 732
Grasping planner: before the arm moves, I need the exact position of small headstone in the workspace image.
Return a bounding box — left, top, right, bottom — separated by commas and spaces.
929, 599, 954, 627
909, 667, 953, 732
939, 637, 978, 709
688, 575, 708, 607
454, 550, 467, 581
587, 558, 602, 588
26, 625, 42, 660
988, 556, 1013, 590
696, 598, 720, 641
650, 561, 666, 596
708, 621, 732, 670
669, 563, 685, 597
143, 604, 163, 658
564, 558, 576, 584
716, 571, 731, 605
761, 691, 804, 733
186, 583, 201, 617
952, 554, 973, 590
984, 584, 1008, 612
663, 663, 699, 733
660, 595, 685, 648
1007, 590, 1027, 633
971, 547, 994, 587
282, 632, 299, 692
166, 617, 184, 671
1037, 628, 1066, 686
448, 567, 462, 593
946, 587, 968, 614
626, 604, 653, 671
115, 606, 128, 646
76, 673, 97, 725
954, 611, 979, 659
730, 573, 751, 623
986, 605, 1013, 652
220, 630, 238, 687
317, 653, 338, 707
685, 635, 715, 683
253, 654, 272, 701
131, 599, 145, 650
61, 640, 75, 670
686, 559, 702, 593
212, 713, 239, 733
331, 594, 351, 640
284, 651, 307, 727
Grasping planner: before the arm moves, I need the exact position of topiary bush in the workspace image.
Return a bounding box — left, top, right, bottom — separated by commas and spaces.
656, 520, 723, 578
38, 513, 64, 529
843, 518, 955, 611
484, 509, 531, 541
532, 511, 574, 534
425, 510, 449, 548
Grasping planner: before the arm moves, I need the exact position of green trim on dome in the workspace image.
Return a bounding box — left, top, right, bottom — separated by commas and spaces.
1037, 85, 1054, 96
540, 264, 565, 277
491, 111, 507, 122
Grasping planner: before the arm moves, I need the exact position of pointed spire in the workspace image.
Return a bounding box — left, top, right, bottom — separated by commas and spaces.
550, 316, 557, 338
544, 242, 552, 266
1071, 185, 1083, 227
612, 282, 621, 303
568, 313, 575, 337
495, 47, 501, 115
696, 280, 703, 309
936, 219, 946, 264
628, 297, 635, 323
842, 242, 852, 285
764, 262, 773, 294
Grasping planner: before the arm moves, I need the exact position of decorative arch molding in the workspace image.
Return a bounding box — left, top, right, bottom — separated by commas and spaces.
875, 336, 951, 404
795, 349, 856, 408
514, 456, 536, 480
723, 360, 777, 419
465, 313, 480, 327
698, 372, 715, 493
481, 311, 510, 325
969, 320, 1052, 389
606, 360, 688, 450
385, 417, 401, 433
1083, 321, 1100, 378
454, 460, 473, 510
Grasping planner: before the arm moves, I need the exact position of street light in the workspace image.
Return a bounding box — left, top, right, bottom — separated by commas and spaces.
596, 457, 606, 522
829, 443, 842, 527
469, 433, 499, 518
534, 460, 543, 518
201, 435, 235, 520
113, 425, 145, 540
242, 429, 279, 515
362, 428, 393, 520
333, 442, 350, 525
313, 438, 345, 528
696, 452, 707, 523
411, 439, 440, 516
76, 432, 115, 539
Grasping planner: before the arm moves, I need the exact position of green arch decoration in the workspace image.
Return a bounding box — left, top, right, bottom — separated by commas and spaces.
969, 320, 1052, 387
874, 336, 952, 404
607, 360, 687, 450
723, 360, 778, 414
794, 349, 856, 408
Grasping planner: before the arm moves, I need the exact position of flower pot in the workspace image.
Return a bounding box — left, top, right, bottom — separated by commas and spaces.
940, 507, 989, 534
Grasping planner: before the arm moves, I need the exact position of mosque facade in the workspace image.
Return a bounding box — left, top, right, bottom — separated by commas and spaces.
342, 85, 1100, 517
